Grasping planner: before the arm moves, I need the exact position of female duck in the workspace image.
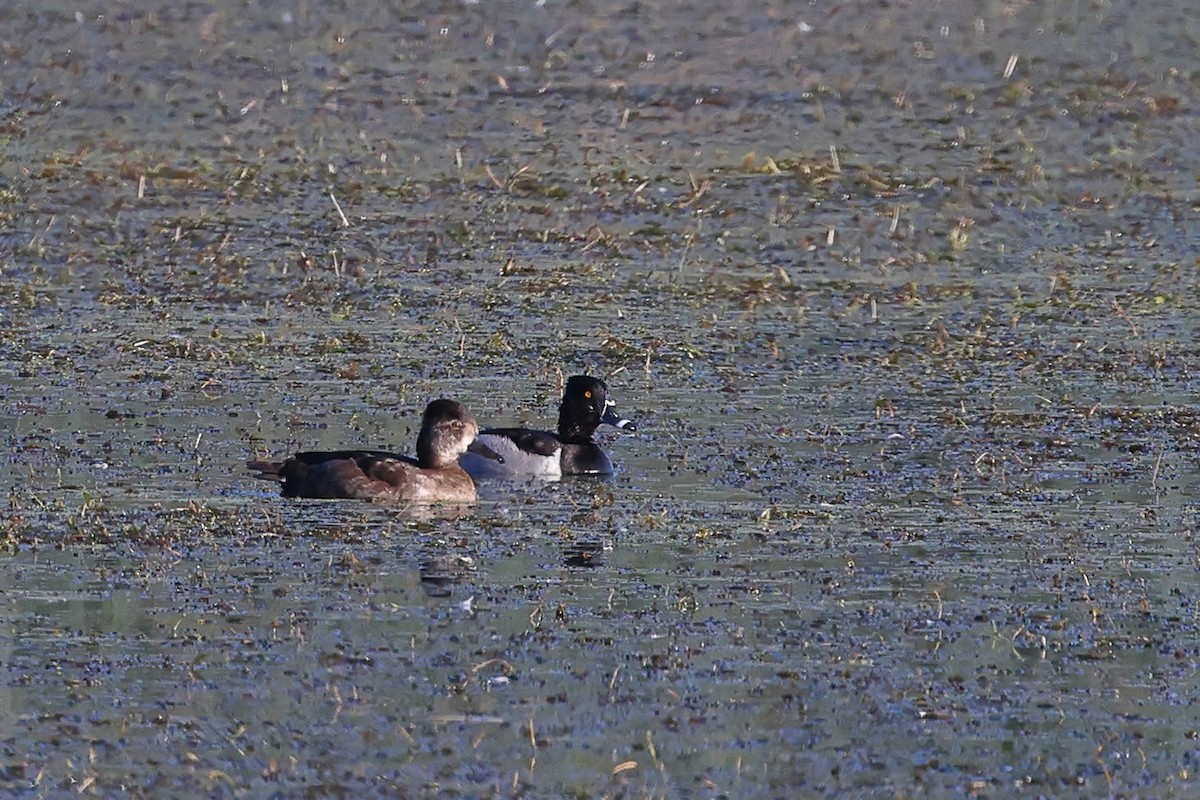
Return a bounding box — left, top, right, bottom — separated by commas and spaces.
247, 399, 499, 503
460, 375, 636, 480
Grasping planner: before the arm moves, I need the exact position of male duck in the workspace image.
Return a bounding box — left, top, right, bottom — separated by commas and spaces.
247, 399, 500, 503
460, 375, 636, 480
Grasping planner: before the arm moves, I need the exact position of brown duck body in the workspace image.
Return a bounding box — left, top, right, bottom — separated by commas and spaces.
248, 399, 491, 504
249, 449, 480, 503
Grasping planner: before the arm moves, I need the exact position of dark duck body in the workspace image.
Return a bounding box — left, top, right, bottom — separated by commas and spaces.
460, 375, 636, 480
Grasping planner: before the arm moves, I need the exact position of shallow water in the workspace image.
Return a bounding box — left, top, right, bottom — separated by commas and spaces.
3, 0, 1200, 796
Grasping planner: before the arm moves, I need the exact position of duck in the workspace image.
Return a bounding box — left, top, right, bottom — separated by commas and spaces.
247, 398, 500, 503
459, 375, 636, 480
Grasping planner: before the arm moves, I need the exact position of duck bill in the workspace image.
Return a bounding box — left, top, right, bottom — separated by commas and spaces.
600, 406, 636, 432
468, 440, 506, 463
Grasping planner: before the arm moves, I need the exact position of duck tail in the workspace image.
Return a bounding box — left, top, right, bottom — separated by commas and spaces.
246, 459, 285, 481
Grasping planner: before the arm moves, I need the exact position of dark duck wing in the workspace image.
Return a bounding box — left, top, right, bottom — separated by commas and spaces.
473, 427, 562, 458
459, 428, 559, 479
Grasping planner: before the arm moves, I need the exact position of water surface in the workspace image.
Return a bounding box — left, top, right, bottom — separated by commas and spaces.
3, 0, 1200, 796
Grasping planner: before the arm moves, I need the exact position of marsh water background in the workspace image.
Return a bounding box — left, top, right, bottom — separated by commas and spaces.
3, 0, 1200, 796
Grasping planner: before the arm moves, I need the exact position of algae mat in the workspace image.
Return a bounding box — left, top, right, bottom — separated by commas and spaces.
2, 1, 1199, 797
